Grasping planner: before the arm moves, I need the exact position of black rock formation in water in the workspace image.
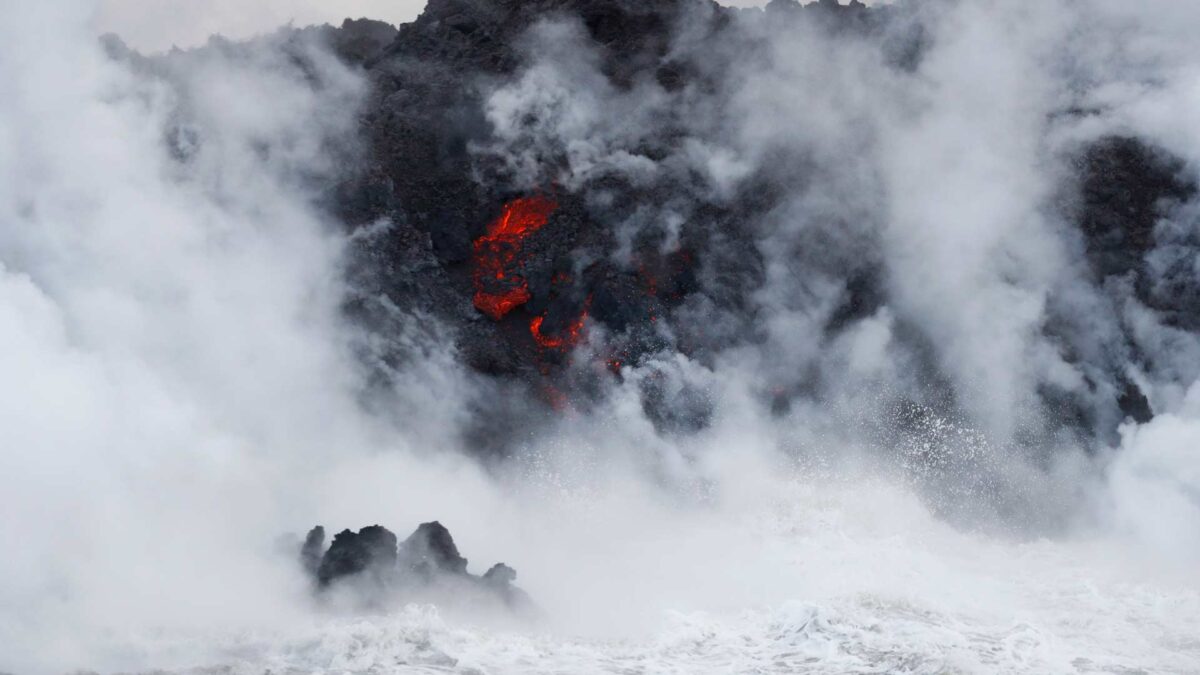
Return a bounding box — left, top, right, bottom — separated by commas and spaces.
316, 525, 399, 587
300, 525, 326, 578
400, 521, 470, 577
301, 521, 531, 611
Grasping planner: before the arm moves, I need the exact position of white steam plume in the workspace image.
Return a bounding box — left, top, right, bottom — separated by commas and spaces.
2, 0, 1200, 673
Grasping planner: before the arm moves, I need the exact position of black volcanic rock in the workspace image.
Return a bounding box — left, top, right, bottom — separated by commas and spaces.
331, 18, 398, 64
301, 521, 531, 612
319, 0, 897, 445
1074, 138, 1200, 334
1117, 378, 1154, 425
482, 562, 534, 610
1078, 136, 1196, 283
1028, 134, 1200, 442
316, 525, 399, 587
400, 521, 470, 576
127, 0, 1200, 455
300, 525, 326, 578
311, 3, 1198, 452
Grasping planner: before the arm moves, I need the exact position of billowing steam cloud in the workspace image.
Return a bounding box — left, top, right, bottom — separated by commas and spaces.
2, 0, 1200, 673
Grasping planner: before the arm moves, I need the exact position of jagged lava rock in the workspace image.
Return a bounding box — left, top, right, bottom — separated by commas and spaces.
400, 521, 470, 576
316, 525, 399, 587
300, 520, 532, 611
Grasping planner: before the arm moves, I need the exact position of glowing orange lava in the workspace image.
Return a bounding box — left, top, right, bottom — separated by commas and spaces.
472, 195, 558, 320
530, 310, 588, 350
474, 287, 530, 321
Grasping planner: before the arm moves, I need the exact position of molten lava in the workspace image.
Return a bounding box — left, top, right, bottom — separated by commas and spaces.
530, 305, 589, 350
474, 287, 530, 321
472, 196, 558, 320
471, 195, 593, 355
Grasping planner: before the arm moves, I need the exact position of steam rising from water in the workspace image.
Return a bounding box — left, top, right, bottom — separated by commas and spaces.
2, 0, 1200, 673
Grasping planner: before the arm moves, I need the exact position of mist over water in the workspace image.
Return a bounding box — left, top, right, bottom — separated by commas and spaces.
2, 0, 1200, 673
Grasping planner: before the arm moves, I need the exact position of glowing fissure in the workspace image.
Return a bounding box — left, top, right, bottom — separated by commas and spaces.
529, 307, 588, 350
472, 194, 589, 352
472, 195, 558, 320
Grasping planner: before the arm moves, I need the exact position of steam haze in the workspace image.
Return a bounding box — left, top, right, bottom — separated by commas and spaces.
93, 0, 885, 52
2, 0, 1199, 673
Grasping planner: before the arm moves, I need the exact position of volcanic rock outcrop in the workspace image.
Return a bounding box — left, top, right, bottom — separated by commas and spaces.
300, 522, 532, 611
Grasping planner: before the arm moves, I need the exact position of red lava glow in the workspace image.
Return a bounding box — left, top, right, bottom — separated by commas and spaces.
530, 310, 588, 350
474, 286, 530, 321
472, 195, 558, 320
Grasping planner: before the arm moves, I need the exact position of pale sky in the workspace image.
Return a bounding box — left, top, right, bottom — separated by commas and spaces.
94, 0, 876, 53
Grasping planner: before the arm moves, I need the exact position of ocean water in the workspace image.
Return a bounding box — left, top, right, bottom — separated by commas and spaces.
102, 478, 1200, 675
